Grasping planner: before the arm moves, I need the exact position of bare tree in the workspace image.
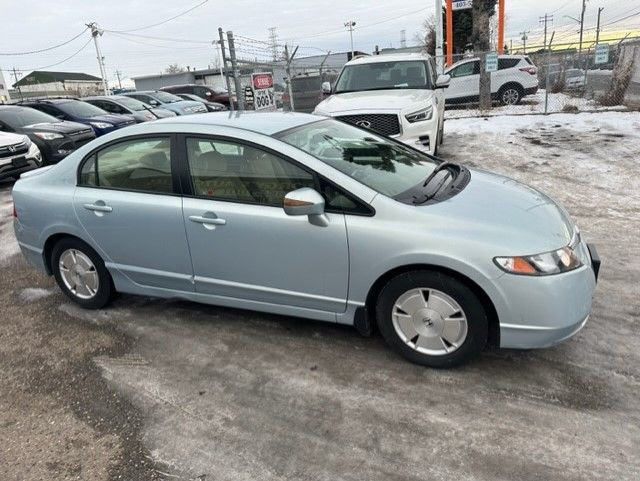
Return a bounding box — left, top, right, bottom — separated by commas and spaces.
165, 63, 185, 74
415, 16, 437, 56
471, 0, 497, 110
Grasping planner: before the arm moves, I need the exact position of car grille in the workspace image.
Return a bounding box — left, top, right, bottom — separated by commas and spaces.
337, 114, 401, 136
0, 141, 28, 159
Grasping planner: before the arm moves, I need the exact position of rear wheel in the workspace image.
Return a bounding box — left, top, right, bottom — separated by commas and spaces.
499, 84, 523, 105
51, 238, 113, 309
375, 271, 488, 368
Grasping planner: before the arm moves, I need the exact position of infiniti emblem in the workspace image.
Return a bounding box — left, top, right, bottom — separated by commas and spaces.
355, 120, 371, 128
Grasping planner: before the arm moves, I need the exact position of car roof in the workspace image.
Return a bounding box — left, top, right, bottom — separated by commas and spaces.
154, 111, 321, 136
84, 95, 129, 101
346, 53, 431, 65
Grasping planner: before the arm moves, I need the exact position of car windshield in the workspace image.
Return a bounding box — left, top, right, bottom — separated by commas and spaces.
334, 60, 433, 94
56, 100, 108, 117
116, 97, 150, 111
0, 107, 59, 127
276, 119, 438, 197
152, 91, 183, 103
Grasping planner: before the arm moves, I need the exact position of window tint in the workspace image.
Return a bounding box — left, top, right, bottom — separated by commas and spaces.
334, 60, 433, 93
498, 58, 520, 70
186, 138, 314, 206
79, 138, 173, 193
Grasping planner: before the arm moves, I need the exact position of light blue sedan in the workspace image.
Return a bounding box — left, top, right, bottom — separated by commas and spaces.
11, 112, 600, 367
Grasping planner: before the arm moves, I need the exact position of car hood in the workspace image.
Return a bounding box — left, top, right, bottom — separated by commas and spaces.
0, 131, 27, 147
419, 169, 575, 255
22, 120, 92, 135
315, 89, 434, 114
151, 108, 177, 118
87, 114, 135, 125
163, 100, 205, 111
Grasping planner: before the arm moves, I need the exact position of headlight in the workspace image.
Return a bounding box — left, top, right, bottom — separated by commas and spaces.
494, 244, 582, 276
89, 122, 113, 129
405, 106, 433, 123
33, 131, 64, 140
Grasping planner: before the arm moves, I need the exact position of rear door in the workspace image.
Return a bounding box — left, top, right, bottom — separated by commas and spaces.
73, 135, 193, 291
180, 135, 349, 313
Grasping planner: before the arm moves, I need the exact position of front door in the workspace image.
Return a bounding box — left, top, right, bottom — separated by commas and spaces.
445, 60, 480, 103
181, 136, 349, 313
73, 135, 193, 291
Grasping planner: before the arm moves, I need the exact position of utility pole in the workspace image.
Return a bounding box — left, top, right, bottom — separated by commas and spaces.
344, 21, 356, 59
400, 29, 407, 48
218, 28, 234, 112
578, 0, 587, 66
268, 27, 279, 61
87, 22, 109, 95
10, 67, 23, 101
114, 70, 123, 90
284, 44, 299, 112
520, 31, 530, 53
595, 7, 604, 45
539, 14, 554, 50
435, 0, 444, 73
544, 31, 555, 114
226, 31, 244, 111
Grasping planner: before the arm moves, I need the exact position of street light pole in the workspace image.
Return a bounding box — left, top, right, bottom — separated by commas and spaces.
344, 21, 356, 58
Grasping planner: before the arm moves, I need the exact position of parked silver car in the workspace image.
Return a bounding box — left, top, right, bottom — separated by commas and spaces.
11, 112, 600, 367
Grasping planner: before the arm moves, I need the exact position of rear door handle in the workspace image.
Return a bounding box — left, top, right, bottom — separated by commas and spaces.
83, 203, 112, 213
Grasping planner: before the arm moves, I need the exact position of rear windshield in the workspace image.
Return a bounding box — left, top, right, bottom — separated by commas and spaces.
0, 107, 59, 127
334, 60, 433, 94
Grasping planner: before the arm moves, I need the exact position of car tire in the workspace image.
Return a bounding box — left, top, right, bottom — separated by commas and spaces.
51, 237, 113, 309
498, 84, 524, 105
375, 270, 488, 368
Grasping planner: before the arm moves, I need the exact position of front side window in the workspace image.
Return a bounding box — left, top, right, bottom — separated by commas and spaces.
334, 60, 433, 93
186, 138, 314, 206
449, 61, 479, 78
276, 119, 438, 198
79, 137, 173, 193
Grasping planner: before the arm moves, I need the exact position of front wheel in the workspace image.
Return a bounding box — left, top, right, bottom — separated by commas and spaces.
51, 238, 113, 309
375, 271, 488, 368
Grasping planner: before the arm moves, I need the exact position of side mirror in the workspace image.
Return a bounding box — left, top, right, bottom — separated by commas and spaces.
283, 187, 328, 226
435, 74, 451, 89
321, 81, 332, 95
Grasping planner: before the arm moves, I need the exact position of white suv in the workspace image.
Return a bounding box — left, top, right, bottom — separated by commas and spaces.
314, 53, 450, 155
445, 55, 539, 106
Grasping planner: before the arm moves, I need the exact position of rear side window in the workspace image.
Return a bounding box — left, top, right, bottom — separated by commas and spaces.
79, 137, 173, 194
498, 58, 520, 70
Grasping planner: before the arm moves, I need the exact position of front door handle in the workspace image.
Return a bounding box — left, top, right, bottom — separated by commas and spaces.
189, 214, 226, 230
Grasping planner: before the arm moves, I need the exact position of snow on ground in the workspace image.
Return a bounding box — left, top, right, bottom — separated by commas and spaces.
445, 90, 626, 119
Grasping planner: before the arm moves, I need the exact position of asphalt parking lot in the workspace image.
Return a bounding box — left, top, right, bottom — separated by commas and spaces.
1, 112, 639, 481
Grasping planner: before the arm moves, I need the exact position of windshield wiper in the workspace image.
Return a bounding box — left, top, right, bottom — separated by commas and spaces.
422, 161, 460, 187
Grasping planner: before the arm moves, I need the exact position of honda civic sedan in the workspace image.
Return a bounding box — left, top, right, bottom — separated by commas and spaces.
12, 112, 600, 367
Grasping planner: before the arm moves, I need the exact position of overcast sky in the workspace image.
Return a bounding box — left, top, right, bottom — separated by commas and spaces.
1, 0, 638, 86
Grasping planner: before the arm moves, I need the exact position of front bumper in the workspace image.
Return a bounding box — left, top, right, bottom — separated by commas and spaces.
397, 115, 440, 154
0, 144, 42, 180
496, 241, 598, 349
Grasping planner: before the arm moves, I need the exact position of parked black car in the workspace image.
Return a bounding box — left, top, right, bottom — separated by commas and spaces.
175, 93, 226, 112
0, 105, 96, 165
160, 84, 236, 109
83, 95, 176, 123
19, 98, 135, 136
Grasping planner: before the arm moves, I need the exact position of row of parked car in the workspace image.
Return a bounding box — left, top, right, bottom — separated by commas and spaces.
0, 87, 229, 181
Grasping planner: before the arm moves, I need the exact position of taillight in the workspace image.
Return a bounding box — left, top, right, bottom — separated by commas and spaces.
520, 67, 537, 75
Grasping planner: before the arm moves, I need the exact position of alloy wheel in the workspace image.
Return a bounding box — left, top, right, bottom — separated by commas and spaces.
502, 88, 520, 105
392, 288, 468, 356
58, 249, 99, 299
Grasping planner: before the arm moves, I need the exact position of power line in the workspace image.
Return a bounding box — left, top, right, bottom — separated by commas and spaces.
109, 0, 209, 33
12, 38, 93, 72
101, 30, 211, 44
0, 28, 88, 56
